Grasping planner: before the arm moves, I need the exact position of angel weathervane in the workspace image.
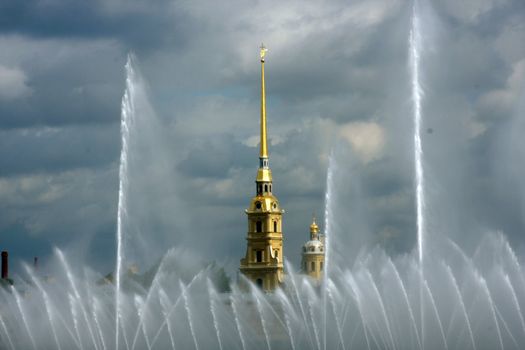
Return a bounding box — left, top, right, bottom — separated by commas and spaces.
260, 43, 268, 62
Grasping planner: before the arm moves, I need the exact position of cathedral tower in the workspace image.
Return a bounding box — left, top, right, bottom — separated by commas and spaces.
240, 45, 284, 291
301, 216, 325, 281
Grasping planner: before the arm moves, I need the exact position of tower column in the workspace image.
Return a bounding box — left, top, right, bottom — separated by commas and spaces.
240, 45, 284, 292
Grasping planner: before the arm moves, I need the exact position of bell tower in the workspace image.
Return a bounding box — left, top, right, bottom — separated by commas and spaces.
240, 44, 284, 291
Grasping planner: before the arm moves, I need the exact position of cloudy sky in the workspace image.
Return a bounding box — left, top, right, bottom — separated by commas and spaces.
1, 0, 525, 276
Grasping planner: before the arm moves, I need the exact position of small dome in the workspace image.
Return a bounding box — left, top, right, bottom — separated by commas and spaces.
303, 239, 324, 254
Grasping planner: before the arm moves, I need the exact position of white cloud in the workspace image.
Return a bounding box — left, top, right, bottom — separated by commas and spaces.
338, 121, 386, 163
0, 64, 31, 100
242, 135, 259, 148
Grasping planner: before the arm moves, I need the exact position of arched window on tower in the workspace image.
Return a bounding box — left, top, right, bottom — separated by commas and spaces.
264, 184, 268, 192
311, 261, 315, 272
256, 278, 263, 289
273, 221, 277, 232
256, 221, 262, 233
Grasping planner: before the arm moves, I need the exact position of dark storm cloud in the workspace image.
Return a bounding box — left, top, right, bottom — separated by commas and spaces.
362, 159, 412, 198
0, 36, 125, 129
0, 87, 119, 128
227, 3, 409, 124
0, 0, 191, 51
177, 134, 253, 179
0, 125, 119, 176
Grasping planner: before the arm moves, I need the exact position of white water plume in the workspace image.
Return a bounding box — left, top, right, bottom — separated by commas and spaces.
115, 53, 178, 349
410, 0, 425, 266
322, 150, 334, 350
115, 53, 135, 350
409, 1, 427, 346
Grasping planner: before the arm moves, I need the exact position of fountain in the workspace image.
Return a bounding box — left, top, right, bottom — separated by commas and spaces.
115, 53, 134, 350
409, 0, 427, 345
1, 2, 525, 350
3, 236, 522, 349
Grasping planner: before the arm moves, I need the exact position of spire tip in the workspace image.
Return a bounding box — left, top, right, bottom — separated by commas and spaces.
260, 43, 268, 62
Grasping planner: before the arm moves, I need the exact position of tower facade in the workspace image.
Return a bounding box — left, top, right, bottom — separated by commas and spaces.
240, 45, 284, 292
301, 217, 325, 281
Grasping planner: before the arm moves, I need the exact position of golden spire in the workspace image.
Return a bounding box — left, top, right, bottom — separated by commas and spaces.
256, 44, 272, 183
259, 43, 268, 159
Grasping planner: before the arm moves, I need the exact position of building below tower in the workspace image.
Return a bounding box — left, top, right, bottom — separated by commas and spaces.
301, 216, 325, 281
